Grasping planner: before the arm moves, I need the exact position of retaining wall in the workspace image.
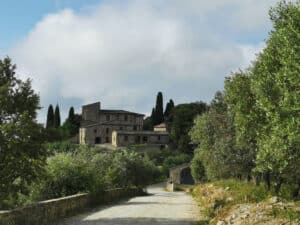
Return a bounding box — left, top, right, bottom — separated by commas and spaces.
0, 187, 143, 225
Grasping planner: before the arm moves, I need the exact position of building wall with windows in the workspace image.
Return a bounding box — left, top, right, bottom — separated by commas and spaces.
112, 130, 169, 147
79, 102, 145, 145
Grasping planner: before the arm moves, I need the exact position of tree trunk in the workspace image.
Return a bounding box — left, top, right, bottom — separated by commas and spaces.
274, 177, 283, 194
292, 180, 300, 198
254, 174, 261, 186
264, 171, 271, 191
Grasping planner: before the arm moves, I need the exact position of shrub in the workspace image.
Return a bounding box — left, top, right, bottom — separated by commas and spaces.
162, 153, 191, 176
191, 151, 206, 183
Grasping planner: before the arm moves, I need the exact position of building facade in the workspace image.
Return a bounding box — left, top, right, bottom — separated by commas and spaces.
79, 102, 169, 147
153, 123, 167, 132
112, 130, 169, 147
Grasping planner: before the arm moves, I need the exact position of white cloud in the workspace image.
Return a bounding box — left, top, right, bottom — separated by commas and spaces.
10, 0, 274, 122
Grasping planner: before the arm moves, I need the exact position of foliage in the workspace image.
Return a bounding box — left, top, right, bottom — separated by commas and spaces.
34, 152, 94, 199
46, 141, 78, 154
190, 1, 300, 196
191, 151, 206, 183
143, 116, 154, 130
193, 180, 271, 221
46, 104, 54, 129
61, 107, 81, 138
54, 104, 61, 128
164, 99, 175, 120
0, 57, 48, 209
169, 102, 207, 154
152, 92, 164, 125
105, 151, 160, 188
249, 1, 300, 193
190, 92, 255, 180
10, 147, 161, 207
162, 153, 191, 176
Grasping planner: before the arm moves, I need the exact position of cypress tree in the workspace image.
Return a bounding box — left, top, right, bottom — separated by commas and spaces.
169, 99, 174, 109
164, 99, 175, 119
46, 104, 54, 129
54, 104, 61, 128
68, 107, 75, 124
155, 92, 164, 125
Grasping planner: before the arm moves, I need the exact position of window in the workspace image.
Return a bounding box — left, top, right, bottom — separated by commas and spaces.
94, 129, 97, 134
143, 136, 148, 143
95, 137, 101, 144
106, 127, 109, 134
120, 126, 123, 130
158, 135, 161, 141
135, 135, 141, 144
106, 115, 110, 121
106, 137, 110, 143
124, 135, 128, 141
116, 114, 120, 120
133, 125, 137, 131
124, 115, 128, 121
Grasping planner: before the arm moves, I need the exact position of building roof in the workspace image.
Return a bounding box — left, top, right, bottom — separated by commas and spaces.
154, 123, 167, 128
114, 130, 169, 135
100, 109, 144, 116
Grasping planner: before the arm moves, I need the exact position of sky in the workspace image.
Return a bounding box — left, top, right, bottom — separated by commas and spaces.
0, 0, 281, 123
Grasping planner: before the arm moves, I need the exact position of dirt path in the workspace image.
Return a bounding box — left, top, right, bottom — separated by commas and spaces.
57, 183, 200, 225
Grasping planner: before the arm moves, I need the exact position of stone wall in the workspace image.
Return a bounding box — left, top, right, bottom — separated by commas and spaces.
169, 163, 194, 185
0, 187, 143, 225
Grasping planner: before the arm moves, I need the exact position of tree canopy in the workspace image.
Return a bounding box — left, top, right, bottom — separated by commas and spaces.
0, 57, 47, 208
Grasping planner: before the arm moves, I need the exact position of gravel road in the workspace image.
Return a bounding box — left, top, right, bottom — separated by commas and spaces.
57, 183, 200, 225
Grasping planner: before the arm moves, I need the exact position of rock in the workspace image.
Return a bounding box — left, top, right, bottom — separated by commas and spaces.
241, 213, 250, 219
230, 213, 237, 220
269, 196, 279, 204
226, 197, 233, 202
217, 221, 226, 225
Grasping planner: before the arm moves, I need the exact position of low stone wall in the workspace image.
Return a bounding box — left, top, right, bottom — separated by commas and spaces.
166, 181, 175, 192
0, 187, 143, 225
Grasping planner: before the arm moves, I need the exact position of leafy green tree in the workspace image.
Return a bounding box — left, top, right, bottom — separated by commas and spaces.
162, 153, 191, 176
169, 102, 207, 154
249, 1, 300, 193
224, 72, 258, 180
190, 92, 252, 180
0, 57, 47, 209
143, 116, 154, 130
61, 107, 80, 138
46, 105, 54, 129
54, 104, 61, 128
191, 152, 206, 183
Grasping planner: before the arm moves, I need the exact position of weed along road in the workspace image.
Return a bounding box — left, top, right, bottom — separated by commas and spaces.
57, 183, 200, 225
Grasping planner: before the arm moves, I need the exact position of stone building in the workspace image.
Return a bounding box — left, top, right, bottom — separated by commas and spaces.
112, 130, 169, 147
153, 123, 167, 132
79, 102, 169, 147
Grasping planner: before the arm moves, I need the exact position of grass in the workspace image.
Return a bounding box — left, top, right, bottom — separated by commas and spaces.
192, 179, 300, 224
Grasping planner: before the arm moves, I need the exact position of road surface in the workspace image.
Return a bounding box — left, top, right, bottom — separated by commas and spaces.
57, 183, 200, 225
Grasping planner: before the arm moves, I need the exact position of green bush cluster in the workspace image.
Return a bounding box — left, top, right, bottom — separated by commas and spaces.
2, 145, 160, 209
190, 1, 300, 198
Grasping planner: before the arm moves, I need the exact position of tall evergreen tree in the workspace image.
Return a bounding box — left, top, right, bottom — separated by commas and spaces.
154, 92, 164, 125
54, 104, 61, 128
150, 107, 156, 123
68, 107, 75, 123
164, 99, 175, 119
46, 104, 54, 129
